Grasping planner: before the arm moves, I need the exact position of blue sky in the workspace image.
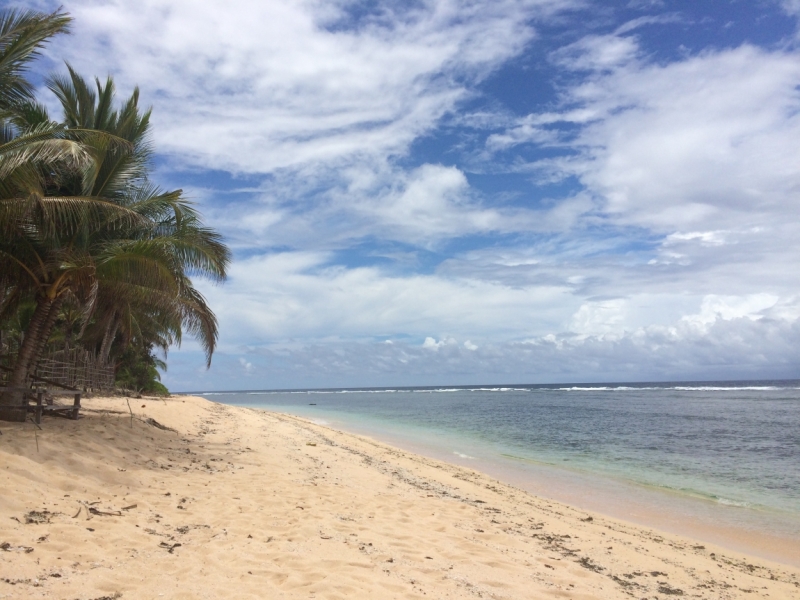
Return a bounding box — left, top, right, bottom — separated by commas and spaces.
20, 0, 800, 389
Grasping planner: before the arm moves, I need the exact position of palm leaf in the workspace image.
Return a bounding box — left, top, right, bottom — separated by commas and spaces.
0, 9, 71, 109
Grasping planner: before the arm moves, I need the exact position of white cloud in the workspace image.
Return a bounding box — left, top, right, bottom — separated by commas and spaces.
664, 231, 727, 247
481, 38, 800, 335
193, 245, 799, 368
422, 336, 457, 350
613, 14, 683, 35
165, 307, 800, 390
42, 0, 572, 175
681, 294, 780, 329
569, 298, 629, 337
565, 293, 791, 340
509, 43, 800, 233
780, 0, 800, 16
550, 34, 641, 71
343, 163, 567, 244
198, 251, 576, 346
197, 162, 592, 250
626, 0, 665, 9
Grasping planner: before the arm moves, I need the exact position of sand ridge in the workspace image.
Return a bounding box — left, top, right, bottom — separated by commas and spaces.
0, 395, 798, 599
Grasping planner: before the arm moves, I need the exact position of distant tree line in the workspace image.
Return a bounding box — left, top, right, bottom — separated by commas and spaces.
0, 9, 230, 419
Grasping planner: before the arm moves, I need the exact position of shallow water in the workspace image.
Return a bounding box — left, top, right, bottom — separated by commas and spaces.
199, 380, 800, 565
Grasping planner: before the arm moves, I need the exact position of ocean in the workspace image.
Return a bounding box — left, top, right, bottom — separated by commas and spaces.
197, 380, 800, 564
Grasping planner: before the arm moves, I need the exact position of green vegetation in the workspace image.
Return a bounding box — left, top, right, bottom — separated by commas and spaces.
0, 9, 229, 417
114, 344, 170, 396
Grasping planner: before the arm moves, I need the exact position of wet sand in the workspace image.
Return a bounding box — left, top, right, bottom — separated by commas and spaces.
271, 405, 800, 568
1, 394, 798, 599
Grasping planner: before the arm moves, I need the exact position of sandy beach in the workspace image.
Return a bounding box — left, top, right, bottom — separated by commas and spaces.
1, 395, 798, 599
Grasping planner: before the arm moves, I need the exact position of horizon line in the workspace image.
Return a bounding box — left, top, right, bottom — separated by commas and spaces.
177, 377, 800, 395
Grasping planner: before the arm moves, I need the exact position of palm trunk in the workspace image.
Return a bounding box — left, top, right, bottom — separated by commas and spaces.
0, 296, 53, 421
0, 295, 65, 421
99, 317, 119, 365
29, 295, 65, 380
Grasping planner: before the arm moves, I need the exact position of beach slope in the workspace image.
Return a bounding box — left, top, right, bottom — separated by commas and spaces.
1, 395, 798, 599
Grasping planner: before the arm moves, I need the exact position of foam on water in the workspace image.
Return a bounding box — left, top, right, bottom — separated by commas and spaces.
201, 383, 800, 395
453, 451, 476, 459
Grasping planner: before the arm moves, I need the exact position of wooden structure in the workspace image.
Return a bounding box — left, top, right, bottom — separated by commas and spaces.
34, 348, 114, 391
0, 386, 81, 424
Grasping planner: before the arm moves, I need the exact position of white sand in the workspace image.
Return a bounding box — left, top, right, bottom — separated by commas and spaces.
1, 394, 798, 599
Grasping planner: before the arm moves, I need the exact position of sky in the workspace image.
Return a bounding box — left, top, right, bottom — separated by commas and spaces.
17, 0, 800, 390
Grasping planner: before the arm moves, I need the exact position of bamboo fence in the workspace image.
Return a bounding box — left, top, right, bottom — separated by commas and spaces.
34, 348, 114, 391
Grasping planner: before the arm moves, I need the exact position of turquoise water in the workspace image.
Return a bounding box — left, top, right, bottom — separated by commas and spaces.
198, 380, 800, 559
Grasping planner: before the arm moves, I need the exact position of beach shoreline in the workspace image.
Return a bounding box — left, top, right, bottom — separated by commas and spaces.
1, 394, 798, 599
275, 405, 800, 569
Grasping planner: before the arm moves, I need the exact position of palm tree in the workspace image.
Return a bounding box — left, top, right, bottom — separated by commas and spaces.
1, 41, 229, 420
0, 95, 144, 410
45, 69, 229, 366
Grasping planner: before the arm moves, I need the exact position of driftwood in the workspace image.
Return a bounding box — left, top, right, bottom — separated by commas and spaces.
88, 507, 122, 517
73, 502, 131, 519
144, 417, 176, 432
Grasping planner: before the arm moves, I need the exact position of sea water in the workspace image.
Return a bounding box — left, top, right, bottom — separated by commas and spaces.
198, 381, 800, 564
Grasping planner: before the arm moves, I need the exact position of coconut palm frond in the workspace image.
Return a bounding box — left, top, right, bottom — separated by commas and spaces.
178, 283, 219, 368
0, 8, 71, 110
